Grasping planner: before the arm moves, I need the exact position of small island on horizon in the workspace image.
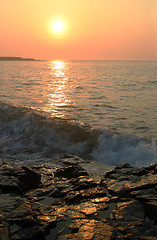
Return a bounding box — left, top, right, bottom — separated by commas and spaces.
0, 56, 39, 61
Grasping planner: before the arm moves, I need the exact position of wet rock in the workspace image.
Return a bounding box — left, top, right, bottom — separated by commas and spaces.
0, 214, 10, 240
37, 215, 57, 229
78, 202, 98, 216
115, 163, 133, 169
73, 176, 97, 190
0, 165, 41, 195
1, 156, 157, 239
0, 175, 23, 194
0, 194, 22, 214
11, 226, 45, 240
18, 166, 41, 191
64, 185, 107, 204
129, 188, 157, 202
58, 219, 113, 240
111, 200, 150, 239
114, 200, 145, 223
145, 200, 157, 221
104, 164, 157, 239
8, 202, 34, 222
105, 165, 157, 197
54, 164, 88, 179
91, 196, 110, 204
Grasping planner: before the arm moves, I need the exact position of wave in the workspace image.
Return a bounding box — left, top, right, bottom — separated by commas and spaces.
0, 101, 157, 167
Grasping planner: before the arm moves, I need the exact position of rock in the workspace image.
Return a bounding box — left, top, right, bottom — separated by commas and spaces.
64, 185, 107, 204
0, 165, 41, 195
115, 163, 133, 169
0, 175, 23, 194
37, 215, 57, 229
73, 177, 97, 190
10, 226, 45, 240
129, 188, 157, 202
8, 202, 34, 222
58, 219, 113, 240
145, 200, 157, 221
114, 200, 145, 223
54, 164, 88, 179
105, 165, 157, 197
111, 200, 157, 239
1, 156, 157, 239
19, 166, 41, 191
78, 202, 98, 215
0, 194, 22, 214
0, 214, 10, 240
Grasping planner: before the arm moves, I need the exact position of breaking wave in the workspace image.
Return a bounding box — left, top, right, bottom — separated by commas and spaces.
0, 101, 157, 167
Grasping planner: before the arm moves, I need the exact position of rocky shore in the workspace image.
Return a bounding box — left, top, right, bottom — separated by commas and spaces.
0, 154, 157, 240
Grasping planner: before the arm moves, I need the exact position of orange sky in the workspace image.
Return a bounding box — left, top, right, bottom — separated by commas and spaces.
0, 0, 157, 60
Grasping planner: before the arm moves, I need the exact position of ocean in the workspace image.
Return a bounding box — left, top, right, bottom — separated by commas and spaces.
0, 60, 157, 168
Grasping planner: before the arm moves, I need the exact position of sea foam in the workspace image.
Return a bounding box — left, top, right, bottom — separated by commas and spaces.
0, 101, 157, 168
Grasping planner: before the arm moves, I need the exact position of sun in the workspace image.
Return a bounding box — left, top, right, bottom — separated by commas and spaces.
53, 21, 64, 33
49, 18, 68, 37
51, 19, 66, 35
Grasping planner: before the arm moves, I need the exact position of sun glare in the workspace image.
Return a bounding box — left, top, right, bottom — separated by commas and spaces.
51, 20, 66, 35
53, 21, 64, 33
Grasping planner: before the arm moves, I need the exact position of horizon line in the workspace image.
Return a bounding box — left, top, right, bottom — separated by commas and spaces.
0, 56, 157, 62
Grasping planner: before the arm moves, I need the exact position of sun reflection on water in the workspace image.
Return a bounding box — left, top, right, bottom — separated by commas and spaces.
43, 60, 71, 117
51, 60, 66, 77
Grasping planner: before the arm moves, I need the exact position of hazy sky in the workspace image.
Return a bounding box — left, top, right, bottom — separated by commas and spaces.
0, 0, 157, 60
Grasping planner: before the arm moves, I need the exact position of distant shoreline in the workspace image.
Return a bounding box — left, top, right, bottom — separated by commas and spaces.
1, 57, 157, 62
0, 57, 40, 61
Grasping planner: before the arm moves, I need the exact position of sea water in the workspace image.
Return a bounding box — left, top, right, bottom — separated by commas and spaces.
0, 60, 157, 167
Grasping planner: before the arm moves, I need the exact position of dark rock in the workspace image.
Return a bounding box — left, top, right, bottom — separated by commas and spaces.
0, 165, 15, 176
0, 194, 22, 214
18, 166, 41, 191
64, 185, 107, 204
113, 200, 145, 223
0, 165, 41, 195
11, 226, 45, 240
110, 200, 156, 239
8, 202, 34, 222
129, 188, 157, 202
54, 164, 88, 179
104, 169, 117, 179
59, 219, 113, 240
37, 215, 57, 229
1, 157, 157, 240
145, 200, 157, 221
19, 216, 37, 228
73, 177, 97, 190
115, 163, 133, 169
0, 175, 23, 194
105, 165, 157, 197
0, 214, 10, 240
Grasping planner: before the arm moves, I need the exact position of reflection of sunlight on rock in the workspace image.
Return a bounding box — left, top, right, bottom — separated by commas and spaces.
80, 219, 95, 239
79, 202, 97, 215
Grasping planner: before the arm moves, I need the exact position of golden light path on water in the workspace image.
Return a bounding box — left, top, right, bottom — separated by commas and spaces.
0, 60, 157, 141
43, 60, 72, 118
